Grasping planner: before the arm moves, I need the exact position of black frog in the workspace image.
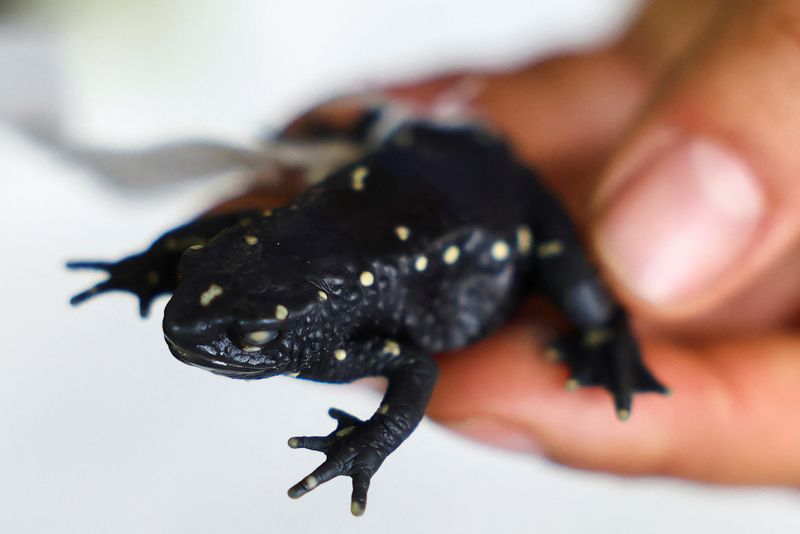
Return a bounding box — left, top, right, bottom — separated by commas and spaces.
69, 107, 666, 515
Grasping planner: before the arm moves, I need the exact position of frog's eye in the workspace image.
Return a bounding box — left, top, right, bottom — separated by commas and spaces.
241, 329, 280, 346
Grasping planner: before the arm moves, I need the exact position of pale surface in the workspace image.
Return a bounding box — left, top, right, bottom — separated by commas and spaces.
2, 1, 800, 532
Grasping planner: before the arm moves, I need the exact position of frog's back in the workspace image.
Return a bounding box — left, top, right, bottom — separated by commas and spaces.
254, 124, 540, 351
267, 124, 540, 260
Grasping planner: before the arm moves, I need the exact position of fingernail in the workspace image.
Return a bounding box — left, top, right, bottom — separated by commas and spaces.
447, 418, 544, 454
595, 136, 766, 305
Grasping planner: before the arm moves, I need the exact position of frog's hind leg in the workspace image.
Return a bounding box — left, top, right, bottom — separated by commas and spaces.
68, 210, 259, 317
525, 178, 668, 418
548, 311, 667, 419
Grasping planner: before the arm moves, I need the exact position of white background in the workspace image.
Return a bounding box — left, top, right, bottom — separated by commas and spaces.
1, 1, 800, 532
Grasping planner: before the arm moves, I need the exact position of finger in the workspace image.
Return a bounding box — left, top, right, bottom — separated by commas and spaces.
287, 459, 341, 499
350, 471, 371, 516
430, 321, 800, 486
592, 0, 800, 329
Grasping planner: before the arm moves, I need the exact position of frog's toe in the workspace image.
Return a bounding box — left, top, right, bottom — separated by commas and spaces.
550, 322, 667, 418
287, 458, 341, 499
292, 432, 349, 452
66, 260, 114, 271
68, 279, 114, 306
349, 470, 371, 516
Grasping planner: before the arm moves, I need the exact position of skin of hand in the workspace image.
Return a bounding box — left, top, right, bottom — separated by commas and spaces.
381, 0, 800, 487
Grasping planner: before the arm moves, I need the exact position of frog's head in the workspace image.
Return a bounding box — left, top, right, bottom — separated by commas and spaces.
163, 223, 329, 379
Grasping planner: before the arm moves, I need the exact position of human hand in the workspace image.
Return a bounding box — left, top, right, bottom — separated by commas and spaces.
389, 0, 800, 486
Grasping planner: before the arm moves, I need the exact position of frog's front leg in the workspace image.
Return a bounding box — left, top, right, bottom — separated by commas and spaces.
287, 339, 438, 516
530, 189, 667, 418
68, 209, 260, 317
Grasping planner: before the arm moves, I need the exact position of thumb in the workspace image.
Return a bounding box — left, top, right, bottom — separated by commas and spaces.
592, 0, 800, 330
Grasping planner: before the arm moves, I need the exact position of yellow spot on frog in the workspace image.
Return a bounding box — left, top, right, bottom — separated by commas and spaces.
275, 304, 289, 320
538, 240, 564, 258
199, 284, 223, 307
352, 166, 368, 191
383, 340, 401, 356
336, 426, 356, 438
359, 271, 375, 287
395, 225, 410, 241
443, 245, 460, 264
583, 328, 611, 348
490, 240, 510, 261
516, 225, 533, 254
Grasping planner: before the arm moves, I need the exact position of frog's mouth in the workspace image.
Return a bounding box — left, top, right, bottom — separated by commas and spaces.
165, 335, 271, 377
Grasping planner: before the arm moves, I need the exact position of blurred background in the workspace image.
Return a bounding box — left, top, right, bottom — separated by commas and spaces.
1, 1, 799, 532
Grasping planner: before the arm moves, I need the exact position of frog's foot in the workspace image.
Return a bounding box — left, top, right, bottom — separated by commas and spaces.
67, 252, 177, 318
549, 320, 668, 420
287, 408, 387, 516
